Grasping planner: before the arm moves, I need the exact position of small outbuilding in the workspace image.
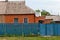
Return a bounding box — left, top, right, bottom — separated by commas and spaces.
46, 16, 60, 23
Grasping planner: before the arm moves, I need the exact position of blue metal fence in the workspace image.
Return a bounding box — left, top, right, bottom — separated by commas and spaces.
39, 24, 46, 36
53, 24, 60, 36
0, 23, 38, 36
0, 23, 60, 36
57, 24, 60, 35
46, 24, 53, 36
39, 23, 60, 36
0, 24, 4, 35
5, 23, 23, 35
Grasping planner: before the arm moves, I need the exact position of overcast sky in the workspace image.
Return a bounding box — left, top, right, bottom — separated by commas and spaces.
0, 0, 60, 15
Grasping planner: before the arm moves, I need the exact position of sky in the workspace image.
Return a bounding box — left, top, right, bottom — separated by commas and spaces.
0, 0, 60, 15
25, 0, 60, 15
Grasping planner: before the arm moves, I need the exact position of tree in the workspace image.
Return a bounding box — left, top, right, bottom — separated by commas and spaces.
35, 9, 40, 13
41, 10, 50, 16
35, 9, 51, 16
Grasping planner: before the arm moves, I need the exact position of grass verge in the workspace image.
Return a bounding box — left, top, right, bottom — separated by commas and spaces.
0, 36, 59, 40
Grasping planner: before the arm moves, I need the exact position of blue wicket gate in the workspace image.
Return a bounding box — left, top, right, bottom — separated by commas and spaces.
39, 24, 53, 36
39, 23, 60, 36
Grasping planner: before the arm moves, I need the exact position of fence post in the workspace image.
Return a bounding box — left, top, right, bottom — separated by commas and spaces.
3, 23, 6, 36
22, 23, 24, 37
38, 23, 40, 35
45, 24, 47, 36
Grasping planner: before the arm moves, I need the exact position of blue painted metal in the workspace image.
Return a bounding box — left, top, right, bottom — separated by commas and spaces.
23, 23, 31, 35
0, 23, 59, 36
5, 23, 23, 35
39, 24, 46, 36
53, 24, 58, 36
0, 23, 4, 35
30, 23, 38, 34
57, 24, 60, 36
46, 24, 53, 36
23, 23, 38, 35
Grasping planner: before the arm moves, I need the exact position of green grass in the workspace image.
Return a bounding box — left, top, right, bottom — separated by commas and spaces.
0, 36, 59, 40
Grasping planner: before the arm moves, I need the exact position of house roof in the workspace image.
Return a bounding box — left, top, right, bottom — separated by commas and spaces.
46, 16, 60, 21
0, 1, 34, 14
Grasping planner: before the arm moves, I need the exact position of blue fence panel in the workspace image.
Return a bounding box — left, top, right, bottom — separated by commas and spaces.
57, 24, 60, 36
39, 24, 46, 36
14, 24, 22, 35
23, 23, 31, 35
53, 24, 58, 36
30, 23, 38, 34
6, 24, 15, 34
0, 24, 4, 35
0, 23, 60, 36
46, 24, 53, 36
23, 23, 38, 35
5, 23, 22, 35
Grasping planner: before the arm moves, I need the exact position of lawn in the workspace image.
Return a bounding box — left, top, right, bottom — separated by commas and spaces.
0, 36, 59, 40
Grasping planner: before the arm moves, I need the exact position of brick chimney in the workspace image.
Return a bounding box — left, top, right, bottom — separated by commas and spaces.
5, 0, 8, 2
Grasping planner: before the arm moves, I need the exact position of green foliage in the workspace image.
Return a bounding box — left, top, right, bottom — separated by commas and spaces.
41, 10, 50, 16
0, 36, 59, 40
35, 9, 40, 12
35, 9, 51, 16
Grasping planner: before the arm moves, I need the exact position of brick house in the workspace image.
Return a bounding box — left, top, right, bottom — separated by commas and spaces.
0, 1, 35, 23
0, 0, 52, 24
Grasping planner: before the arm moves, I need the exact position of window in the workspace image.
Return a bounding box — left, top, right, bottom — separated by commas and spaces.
14, 18, 18, 23
24, 18, 28, 23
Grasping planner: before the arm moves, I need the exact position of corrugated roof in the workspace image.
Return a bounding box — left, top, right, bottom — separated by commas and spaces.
46, 16, 60, 21
0, 1, 34, 14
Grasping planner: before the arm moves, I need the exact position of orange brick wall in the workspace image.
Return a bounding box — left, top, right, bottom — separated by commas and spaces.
4, 14, 35, 23
35, 16, 45, 23
4, 14, 52, 24
44, 19, 52, 24
35, 16, 52, 24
